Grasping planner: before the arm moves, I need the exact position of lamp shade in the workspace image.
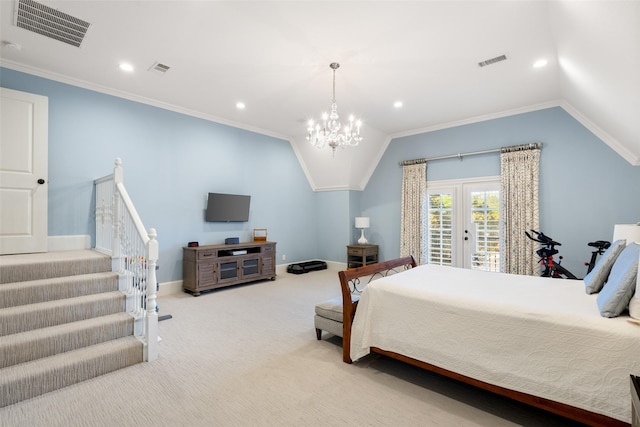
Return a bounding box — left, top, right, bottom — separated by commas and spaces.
355, 217, 370, 229
613, 223, 640, 243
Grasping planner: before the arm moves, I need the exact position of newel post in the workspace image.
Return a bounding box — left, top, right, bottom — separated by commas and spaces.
145, 228, 159, 361
112, 158, 124, 275
113, 157, 123, 184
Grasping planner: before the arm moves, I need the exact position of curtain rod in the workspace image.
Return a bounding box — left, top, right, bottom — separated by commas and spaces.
399, 142, 542, 166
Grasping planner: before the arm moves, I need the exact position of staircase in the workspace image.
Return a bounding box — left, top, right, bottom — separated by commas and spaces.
0, 250, 143, 407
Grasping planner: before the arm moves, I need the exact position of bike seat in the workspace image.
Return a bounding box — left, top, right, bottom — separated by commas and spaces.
588, 240, 611, 249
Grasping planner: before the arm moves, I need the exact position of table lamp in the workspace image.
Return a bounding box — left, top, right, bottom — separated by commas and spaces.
355, 217, 370, 244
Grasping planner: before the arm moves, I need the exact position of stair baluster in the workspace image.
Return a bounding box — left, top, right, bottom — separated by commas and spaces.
94, 158, 158, 362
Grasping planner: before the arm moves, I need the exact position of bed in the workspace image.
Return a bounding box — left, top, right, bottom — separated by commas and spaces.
338, 250, 640, 427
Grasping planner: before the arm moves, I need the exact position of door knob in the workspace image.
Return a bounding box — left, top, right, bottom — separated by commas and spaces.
37, 179, 45, 184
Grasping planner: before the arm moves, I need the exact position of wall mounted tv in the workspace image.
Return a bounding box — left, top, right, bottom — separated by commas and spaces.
206, 193, 251, 222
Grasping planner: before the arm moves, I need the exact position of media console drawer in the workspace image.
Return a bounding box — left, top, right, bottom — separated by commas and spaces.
183, 241, 276, 296
197, 250, 216, 260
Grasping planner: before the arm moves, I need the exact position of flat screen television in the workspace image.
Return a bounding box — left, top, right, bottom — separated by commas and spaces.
206, 193, 251, 222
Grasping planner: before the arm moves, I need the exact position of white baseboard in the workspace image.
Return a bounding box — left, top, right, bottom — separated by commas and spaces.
158, 280, 183, 297
48, 235, 91, 251
324, 261, 347, 271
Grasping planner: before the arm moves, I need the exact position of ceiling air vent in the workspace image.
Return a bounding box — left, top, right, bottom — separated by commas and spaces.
478, 54, 507, 68
13, 0, 90, 48
149, 62, 171, 74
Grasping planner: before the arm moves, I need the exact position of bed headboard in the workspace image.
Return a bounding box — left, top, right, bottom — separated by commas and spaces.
338, 255, 417, 363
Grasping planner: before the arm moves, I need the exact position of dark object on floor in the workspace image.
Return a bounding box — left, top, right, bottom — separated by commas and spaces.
287, 260, 327, 274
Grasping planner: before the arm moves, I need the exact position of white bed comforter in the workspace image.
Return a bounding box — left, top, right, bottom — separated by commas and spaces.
350, 264, 640, 422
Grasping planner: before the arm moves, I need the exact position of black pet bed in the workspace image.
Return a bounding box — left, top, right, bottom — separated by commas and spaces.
287, 260, 328, 274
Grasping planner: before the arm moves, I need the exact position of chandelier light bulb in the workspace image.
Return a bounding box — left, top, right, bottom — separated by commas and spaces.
306, 62, 363, 156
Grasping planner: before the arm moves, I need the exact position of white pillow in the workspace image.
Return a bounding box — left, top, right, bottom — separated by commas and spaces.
583, 239, 627, 294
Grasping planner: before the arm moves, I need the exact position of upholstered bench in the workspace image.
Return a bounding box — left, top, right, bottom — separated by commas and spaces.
314, 294, 359, 340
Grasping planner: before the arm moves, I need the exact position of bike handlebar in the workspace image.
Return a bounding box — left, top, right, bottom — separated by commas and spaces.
525, 229, 561, 247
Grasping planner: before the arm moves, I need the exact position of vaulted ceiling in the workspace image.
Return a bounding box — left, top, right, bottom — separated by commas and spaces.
1, 1, 638, 190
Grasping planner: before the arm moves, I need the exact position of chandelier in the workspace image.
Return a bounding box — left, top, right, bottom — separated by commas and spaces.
307, 62, 363, 156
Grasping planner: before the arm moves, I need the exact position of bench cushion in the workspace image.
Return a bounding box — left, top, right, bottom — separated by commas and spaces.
315, 295, 360, 322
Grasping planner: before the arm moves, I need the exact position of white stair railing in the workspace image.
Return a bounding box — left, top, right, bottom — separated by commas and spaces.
95, 158, 158, 362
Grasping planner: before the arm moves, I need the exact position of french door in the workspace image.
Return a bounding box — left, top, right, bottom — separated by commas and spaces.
426, 177, 500, 271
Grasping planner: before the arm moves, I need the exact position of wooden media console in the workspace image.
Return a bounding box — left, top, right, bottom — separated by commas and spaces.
182, 241, 276, 296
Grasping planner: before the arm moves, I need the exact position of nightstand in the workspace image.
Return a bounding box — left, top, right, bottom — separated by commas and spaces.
347, 244, 379, 268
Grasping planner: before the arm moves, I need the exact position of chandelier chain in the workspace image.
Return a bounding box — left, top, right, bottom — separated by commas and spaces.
331, 63, 337, 103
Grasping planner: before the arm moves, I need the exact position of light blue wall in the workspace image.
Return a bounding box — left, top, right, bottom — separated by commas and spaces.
361, 107, 640, 276
313, 190, 371, 264
3, 68, 639, 282
1, 68, 319, 283
314, 191, 350, 262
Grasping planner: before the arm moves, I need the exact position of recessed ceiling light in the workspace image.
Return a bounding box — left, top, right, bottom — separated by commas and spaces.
393, 101, 403, 109
119, 62, 134, 72
533, 59, 548, 68
236, 102, 246, 110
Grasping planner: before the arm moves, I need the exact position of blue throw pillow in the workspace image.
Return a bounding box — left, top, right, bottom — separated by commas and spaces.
583, 239, 626, 294
596, 242, 640, 318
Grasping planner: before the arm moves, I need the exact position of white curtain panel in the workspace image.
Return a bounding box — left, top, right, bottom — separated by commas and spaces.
400, 163, 426, 265
500, 148, 540, 275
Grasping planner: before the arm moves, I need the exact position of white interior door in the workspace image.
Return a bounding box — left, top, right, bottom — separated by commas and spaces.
0, 88, 48, 255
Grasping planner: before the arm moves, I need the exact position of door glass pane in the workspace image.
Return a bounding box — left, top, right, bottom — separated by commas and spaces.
428, 193, 453, 266
220, 261, 238, 280
470, 190, 500, 271
243, 258, 259, 275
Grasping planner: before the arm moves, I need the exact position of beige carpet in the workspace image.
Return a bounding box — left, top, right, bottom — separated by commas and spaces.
0, 268, 586, 426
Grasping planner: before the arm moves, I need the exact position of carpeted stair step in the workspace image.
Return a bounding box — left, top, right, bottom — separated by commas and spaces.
0, 312, 134, 368
0, 291, 126, 336
0, 272, 119, 309
0, 336, 143, 408
0, 250, 111, 284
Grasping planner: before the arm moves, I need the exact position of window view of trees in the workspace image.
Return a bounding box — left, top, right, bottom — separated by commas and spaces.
470, 191, 500, 271
428, 193, 453, 265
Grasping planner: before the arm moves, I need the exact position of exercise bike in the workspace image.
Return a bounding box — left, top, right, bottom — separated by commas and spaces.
584, 240, 611, 274
525, 230, 578, 279
525, 230, 611, 279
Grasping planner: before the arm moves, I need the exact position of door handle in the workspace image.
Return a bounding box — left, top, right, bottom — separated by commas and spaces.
37, 179, 45, 184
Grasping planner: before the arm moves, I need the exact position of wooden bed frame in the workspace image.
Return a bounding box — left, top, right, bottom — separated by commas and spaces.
338, 256, 629, 427
632, 375, 639, 427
